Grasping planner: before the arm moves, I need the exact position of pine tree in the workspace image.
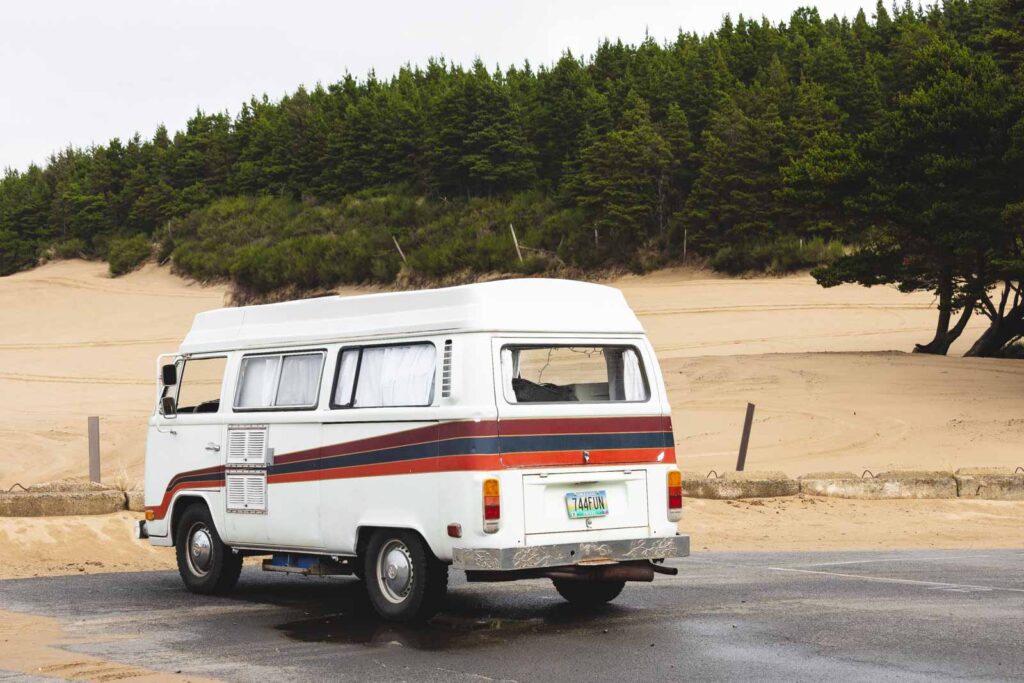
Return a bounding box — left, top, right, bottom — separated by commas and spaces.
575, 93, 671, 255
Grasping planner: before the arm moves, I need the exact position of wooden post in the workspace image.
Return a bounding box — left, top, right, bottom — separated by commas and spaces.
391, 235, 407, 264
736, 403, 755, 472
88, 416, 101, 483
509, 223, 524, 263
683, 228, 688, 262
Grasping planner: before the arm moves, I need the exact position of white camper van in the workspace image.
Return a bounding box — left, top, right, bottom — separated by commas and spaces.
140, 279, 689, 621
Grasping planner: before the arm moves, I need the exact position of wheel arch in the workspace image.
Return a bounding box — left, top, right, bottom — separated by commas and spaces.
169, 493, 221, 543
355, 525, 440, 562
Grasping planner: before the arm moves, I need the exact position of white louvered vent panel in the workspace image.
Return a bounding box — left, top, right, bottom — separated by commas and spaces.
226, 425, 268, 466
226, 473, 267, 513
441, 339, 453, 398
227, 431, 248, 463
243, 475, 267, 512
225, 475, 247, 510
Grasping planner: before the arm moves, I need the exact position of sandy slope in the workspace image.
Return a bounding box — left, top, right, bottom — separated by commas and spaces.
0, 261, 226, 487
1, 260, 1019, 488
0, 259, 1021, 579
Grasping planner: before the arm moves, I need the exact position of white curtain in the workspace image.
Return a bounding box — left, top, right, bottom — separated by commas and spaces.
353, 344, 435, 407
333, 349, 359, 405
500, 348, 520, 403
276, 354, 322, 406
605, 348, 646, 401
605, 349, 625, 401
622, 348, 646, 401
235, 356, 280, 408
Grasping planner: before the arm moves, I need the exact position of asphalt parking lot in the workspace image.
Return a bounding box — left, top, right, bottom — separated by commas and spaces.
1, 549, 1022, 681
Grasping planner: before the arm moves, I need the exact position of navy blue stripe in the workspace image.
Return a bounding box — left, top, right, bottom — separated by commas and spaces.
269, 431, 672, 476
498, 431, 667, 453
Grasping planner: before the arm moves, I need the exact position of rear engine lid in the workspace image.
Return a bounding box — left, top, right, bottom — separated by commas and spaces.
522, 469, 649, 537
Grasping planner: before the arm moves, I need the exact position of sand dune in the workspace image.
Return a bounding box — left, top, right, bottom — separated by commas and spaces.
0, 260, 1021, 489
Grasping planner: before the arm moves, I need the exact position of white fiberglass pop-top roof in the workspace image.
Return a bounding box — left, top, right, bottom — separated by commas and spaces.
179, 278, 645, 354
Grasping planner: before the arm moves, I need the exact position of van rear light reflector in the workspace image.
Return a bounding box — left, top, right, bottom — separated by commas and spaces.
667, 470, 683, 522
483, 478, 500, 533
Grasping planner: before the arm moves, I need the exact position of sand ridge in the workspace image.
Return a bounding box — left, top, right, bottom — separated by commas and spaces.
0, 259, 1021, 486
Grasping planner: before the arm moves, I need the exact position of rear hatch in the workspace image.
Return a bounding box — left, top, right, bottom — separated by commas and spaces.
492, 337, 673, 544
522, 469, 648, 536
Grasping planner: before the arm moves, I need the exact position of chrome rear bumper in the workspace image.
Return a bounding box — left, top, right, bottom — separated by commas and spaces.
452, 534, 689, 571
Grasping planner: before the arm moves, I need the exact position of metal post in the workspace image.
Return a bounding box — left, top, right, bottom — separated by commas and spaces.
391, 235, 407, 264
88, 416, 101, 483
683, 229, 688, 262
736, 403, 755, 472
509, 223, 523, 263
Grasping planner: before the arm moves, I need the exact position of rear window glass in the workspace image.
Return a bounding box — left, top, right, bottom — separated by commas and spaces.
234, 351, 324, 410
500, 345, 649, 403
333, 343, 436, 408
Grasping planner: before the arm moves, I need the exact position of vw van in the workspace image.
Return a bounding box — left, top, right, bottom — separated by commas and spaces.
140, 279, 689, 621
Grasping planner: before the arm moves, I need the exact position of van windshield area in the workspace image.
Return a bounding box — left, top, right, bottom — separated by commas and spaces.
501, 345, 649, 403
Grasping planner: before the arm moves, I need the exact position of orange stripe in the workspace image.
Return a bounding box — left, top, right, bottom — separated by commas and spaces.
145, 477, 224, 521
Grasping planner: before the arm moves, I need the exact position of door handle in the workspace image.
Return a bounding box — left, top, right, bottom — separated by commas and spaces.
205, 442, 221, 452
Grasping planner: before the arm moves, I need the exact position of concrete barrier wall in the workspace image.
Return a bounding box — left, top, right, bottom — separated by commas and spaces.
955, 468, 1024, 500
799, 471, 957, 499
125, 491, 146, 512
682, 471, 800, 499
0, 490, 127, 517
2, 467, 1021, 514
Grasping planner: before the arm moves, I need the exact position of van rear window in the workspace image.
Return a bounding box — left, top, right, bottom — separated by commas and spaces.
501, 345, 649, 403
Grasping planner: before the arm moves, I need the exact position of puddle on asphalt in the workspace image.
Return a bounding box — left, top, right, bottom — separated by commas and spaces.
275, 593, 627, 651
276, 611, 551, 650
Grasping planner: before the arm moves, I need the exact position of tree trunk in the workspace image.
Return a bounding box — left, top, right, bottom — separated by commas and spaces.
964, 301, 1024, 357
914, 265, 970, 355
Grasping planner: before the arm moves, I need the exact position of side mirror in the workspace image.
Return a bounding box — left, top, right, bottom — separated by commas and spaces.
161, 364, 178, 386
161, 395, 177, 418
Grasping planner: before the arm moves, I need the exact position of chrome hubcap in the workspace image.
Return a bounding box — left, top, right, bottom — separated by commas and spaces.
376, 540, 414, 604
186, 523, 213, 577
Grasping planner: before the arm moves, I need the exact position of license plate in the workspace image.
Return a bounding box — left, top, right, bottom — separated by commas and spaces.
566, 490, 609, 519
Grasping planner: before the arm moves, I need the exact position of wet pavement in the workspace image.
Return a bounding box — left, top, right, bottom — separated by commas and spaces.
1, 549, 1023, 681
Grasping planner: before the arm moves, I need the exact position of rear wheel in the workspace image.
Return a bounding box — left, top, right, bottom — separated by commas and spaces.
363, 529, 448, 622
174, 504, 242, 595
553, 579, 625, 606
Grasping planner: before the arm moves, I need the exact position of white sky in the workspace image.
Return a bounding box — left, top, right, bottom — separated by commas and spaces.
0, 0, 873, 172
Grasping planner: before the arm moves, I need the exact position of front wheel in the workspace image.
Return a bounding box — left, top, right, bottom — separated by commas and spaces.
174, 504, 242, 595
553, 579, 625, 606
363, 529, 448, 622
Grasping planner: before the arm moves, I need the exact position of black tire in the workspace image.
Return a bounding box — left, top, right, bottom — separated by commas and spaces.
174, 503, 242, 595
363, 529, 448, 622
552, 579, 625, 606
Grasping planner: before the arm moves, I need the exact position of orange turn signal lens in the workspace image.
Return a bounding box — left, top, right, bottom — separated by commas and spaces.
145, 509, 155, 521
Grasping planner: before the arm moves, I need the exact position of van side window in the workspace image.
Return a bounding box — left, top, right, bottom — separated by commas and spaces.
501, 345, 649, 404
176, 357, 227, 413
332, 343, 436, 408
234, 351, 325, 410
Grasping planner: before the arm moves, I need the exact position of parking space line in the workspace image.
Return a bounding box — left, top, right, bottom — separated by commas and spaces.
789, 555, 993, 568
765, 566, 1024, 594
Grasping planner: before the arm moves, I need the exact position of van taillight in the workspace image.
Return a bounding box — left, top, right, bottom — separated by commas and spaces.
667, 470, 683, 522
483, 478, 500, 533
